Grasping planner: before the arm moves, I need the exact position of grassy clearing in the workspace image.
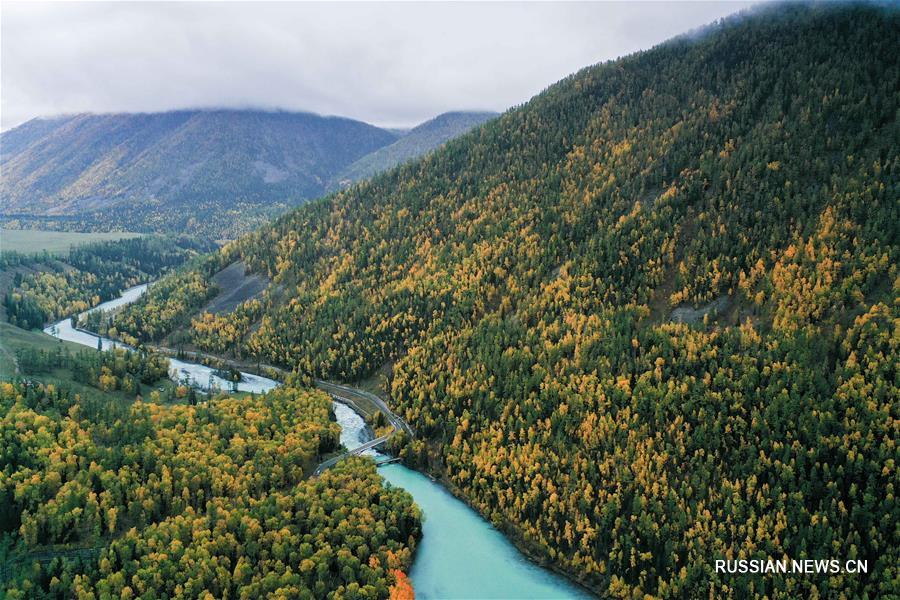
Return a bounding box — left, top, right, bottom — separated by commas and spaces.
0, 228, 142, 255
0, 322, 176, 400
0, 321, 84, 377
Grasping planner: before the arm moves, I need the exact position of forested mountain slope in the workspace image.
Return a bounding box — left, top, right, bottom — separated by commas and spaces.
1, 110, 397, 236
328, 111, 498, 190
114, 4, 899, 597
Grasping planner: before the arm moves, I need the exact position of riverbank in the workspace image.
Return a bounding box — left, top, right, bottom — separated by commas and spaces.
43, 284, 278, 394
161, 348, 598, 596
419, 457, 601, 597
129, 342, 595, 596
334, 402, 594, 599
49, 284, 592, 598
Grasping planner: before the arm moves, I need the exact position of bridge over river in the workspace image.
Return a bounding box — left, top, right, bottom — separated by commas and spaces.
312, 380, 414, 476
40, 285, 590, 598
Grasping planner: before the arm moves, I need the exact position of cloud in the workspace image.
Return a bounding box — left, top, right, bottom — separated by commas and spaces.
1, 1, 758, 130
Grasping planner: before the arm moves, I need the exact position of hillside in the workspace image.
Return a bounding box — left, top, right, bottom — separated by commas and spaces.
113, 4, 899, 598
327, 111, 498, 190
1, 110, 398, 236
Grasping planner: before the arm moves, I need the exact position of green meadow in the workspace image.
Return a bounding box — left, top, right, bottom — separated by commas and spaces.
0, 228, 141, 255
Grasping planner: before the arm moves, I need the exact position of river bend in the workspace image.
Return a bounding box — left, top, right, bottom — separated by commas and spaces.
45, 284, 590, 599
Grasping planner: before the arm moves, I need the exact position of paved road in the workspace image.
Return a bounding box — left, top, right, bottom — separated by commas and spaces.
313, 380, 415, 476
313, 434, 392, 476
115, 341, 411, 477
315, 380, 415, 436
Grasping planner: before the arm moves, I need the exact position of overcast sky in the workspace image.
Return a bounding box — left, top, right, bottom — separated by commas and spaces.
1, 1, 758, 131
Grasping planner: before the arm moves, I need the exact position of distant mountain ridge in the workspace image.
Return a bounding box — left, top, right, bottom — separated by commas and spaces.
327, 111, 498, 190
0, 109, 396, 232
0, 108, 498, 237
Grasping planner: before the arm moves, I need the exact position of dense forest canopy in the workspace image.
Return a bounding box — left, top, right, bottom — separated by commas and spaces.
0, 380, 421, 598
109, 4, 899, 597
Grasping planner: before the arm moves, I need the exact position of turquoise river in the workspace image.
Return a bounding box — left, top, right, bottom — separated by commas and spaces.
47, 284, 592, 599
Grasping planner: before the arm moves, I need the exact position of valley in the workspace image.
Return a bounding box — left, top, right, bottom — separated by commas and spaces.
1, 3, 897, 598
31, 280, 590, 599
101, 5, 898, 597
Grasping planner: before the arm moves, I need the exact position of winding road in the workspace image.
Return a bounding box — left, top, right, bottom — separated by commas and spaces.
38, 284, 591, 598
313, 380, 414, 476
138, 338, 411, 477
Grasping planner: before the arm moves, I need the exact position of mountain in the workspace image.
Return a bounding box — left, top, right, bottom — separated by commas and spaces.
327, 111, 498, 190
1, 109, 398, 236
1, 109, 498, 238
111, 4, 898, 598
0, 115, 79, 159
